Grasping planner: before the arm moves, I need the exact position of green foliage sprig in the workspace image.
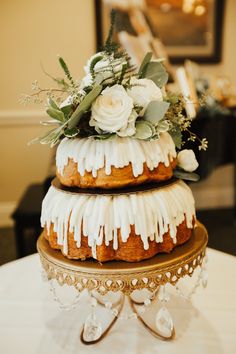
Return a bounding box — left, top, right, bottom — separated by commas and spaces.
104, 9, 119, 55
165, 93, 208, 150
23, 9, 207, 152
58, 57, 77, 89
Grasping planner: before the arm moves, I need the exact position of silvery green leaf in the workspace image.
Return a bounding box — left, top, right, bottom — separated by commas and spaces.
138, 52, 152, 78
156, 120, 169, 133
144, 101, 170, 125
48, 97, 59, 110
64, 127, 79, 138
28, 136, 41, 145
169, 127, 182, 149
68, 85, 102, 129
46, 108, 65, 122
61, 104, 73, 118
143, 62, 168, 88
40, 126, 63, 145
29, 126, 62, 146
134, 120, 155, 140
40, 119, 59, 126
173, 169, 200, 181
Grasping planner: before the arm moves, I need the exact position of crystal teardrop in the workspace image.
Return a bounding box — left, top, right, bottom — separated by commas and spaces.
83, 313, 102, 342
158, 286, 170, 302
155, 306, 174, 338
201, 270, 208, 288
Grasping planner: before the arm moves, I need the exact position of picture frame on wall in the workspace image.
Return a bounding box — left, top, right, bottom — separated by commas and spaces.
95, 0, 225, 64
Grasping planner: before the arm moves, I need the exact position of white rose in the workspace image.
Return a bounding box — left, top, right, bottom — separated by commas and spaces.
90, 84, 134, 134
177, 149, 199, 172
127, 78, 163, 116
117, 110, 137, 137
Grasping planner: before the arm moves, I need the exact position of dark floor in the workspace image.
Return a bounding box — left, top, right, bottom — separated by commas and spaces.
0, 208, 235, 266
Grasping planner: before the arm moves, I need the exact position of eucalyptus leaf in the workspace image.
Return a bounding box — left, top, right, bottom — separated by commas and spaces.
144, 101, 170, 125
173, 169, 200, 182
40, 126, 63, 145
143, 61, 168, 88
40, 119, 59, 126
138, 52, 152, 78
64, 127, 79, 138
134, 120, 155, 140
46, 108, 65, 122
48, 97, 59, 110
68, 85, 102, 129
61, 104, 73, 118
169, 126, 182, 149
28, 137, 41, 145
28, 126, 63, 146
156, 120, 170, 133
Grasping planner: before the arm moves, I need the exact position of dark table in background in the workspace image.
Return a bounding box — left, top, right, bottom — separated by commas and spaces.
184, 109, 236, 218
185, 108, 236, 179
11, 178, 53, 258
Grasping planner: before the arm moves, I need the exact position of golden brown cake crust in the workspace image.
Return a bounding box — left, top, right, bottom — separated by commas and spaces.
56, 158, 177, 189
43, 218, 194, 262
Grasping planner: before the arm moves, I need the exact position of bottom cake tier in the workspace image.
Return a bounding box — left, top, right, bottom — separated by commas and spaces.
41, 180, 196, 262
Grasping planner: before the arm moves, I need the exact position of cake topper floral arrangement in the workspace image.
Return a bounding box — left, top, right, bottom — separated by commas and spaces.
21, 11, 207, 180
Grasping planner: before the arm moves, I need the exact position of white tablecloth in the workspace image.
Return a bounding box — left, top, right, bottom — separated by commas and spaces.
0, 248, 236, 354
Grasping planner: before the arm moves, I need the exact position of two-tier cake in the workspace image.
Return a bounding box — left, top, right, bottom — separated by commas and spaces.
28, 24, 206, 262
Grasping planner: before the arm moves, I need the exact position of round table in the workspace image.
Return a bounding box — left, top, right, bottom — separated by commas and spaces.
0, 248, 236, 354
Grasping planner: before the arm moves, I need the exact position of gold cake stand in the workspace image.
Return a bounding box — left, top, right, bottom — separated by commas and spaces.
37, 221, 208, 343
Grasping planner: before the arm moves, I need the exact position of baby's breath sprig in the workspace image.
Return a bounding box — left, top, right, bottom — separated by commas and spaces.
31, 80, 39, 91
19, 84, 67, 106
165, 93, 208, 150
19, 94, 31, 105
199, 138, 208, 151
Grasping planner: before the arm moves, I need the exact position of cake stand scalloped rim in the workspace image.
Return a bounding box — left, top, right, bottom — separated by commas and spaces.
37, 221, 208, 295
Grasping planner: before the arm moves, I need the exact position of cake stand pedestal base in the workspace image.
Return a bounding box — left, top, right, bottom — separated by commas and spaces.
37, 221, 208, 344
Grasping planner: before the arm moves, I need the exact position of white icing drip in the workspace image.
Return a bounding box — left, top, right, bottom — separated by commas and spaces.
56, 132, 176, 178
41, 181, 195, 257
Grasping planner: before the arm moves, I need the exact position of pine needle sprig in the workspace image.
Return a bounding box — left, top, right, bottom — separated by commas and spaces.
104, 9, 118, 54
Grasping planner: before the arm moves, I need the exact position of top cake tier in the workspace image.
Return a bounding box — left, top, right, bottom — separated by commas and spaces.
56, 131, 176, 189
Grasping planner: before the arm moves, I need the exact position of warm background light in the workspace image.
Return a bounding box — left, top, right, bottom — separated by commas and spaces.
0, 0, 235, 226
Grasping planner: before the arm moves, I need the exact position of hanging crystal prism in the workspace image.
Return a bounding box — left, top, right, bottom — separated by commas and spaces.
155, 306, 174, 338
201, 269, 208, 288
158, 285, 170, 302
83, 313, 102, 342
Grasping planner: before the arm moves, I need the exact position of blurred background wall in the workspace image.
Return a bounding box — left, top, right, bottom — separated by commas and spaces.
0, 0, 234, 226
0, 0, 95, 225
